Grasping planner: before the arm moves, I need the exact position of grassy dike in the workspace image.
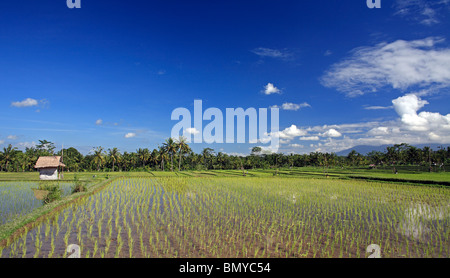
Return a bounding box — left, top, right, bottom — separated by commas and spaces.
0, 177, 116, 248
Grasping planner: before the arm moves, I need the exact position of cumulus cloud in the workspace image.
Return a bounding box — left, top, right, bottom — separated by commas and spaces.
124, 133, 136, 138
11, 98, 38, 108
320, 129, 342, 138
321, 37, 450, 96
275, 125, 308, 140
7, 135, 18, 140
184, 127, 200, 135
392, 94, 429, 116
263, 83, 281, 95
95, 119, 103, 125
368, 127, 391, 136
392, 94, 450, 132
0, 140, 4, 145
299, 136, 320, 141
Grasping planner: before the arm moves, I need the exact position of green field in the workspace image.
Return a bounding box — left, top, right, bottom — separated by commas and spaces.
1, 167, 449, 184
0, 174, 449, 258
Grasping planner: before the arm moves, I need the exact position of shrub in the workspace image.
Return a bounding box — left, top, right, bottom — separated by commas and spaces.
37, 182, 62, 205
71, 175, 87, 194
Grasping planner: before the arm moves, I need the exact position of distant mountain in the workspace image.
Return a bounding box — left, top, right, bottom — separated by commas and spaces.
335, 144, 450, 156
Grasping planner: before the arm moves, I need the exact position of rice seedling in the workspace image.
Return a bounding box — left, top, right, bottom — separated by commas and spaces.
1, 176, 449, 258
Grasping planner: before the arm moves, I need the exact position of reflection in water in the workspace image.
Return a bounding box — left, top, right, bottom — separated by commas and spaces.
397, 203, 447, 240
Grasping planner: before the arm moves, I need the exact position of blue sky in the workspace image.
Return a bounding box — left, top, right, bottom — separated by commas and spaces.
1, 0, 450, 155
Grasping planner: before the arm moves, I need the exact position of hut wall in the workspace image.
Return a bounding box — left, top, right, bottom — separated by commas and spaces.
39, 168, 58, 180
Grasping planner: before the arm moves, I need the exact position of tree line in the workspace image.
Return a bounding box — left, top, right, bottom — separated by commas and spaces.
1, 139, 449, 173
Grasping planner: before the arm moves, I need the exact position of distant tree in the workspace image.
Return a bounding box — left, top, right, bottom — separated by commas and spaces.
251, 147, 262, 156
367, 151, 384, 167
176, 136, 191, 171
201, 148, 215, 170
150, 149, 159, 170
137, 148, 150, 168
92, 147, 106, 171
1, 144, 18, 172
163, 138, 178, 172
108, 148, 121, 172
157, 146, 169, 171
36, 140, 56, 155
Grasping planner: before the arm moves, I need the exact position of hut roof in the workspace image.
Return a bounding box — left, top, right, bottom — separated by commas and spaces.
34, 156, 66, 169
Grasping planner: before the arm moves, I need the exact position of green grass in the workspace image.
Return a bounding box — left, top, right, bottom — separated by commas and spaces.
1, 167, 449, 185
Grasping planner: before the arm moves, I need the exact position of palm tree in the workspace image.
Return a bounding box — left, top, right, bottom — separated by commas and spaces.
201, 148, 214, 170
386, 146, 398, 173
150, 149, 159, 169
157, 146, 169, 171
422, 146, 432, 172
108, 148, 121, 172
176, 136, 191, 171
92, 147, 106, 171
1, 144, 17, 172
137, 148, 150, 168
163, 138, 178, 171
36, 140, 56, 155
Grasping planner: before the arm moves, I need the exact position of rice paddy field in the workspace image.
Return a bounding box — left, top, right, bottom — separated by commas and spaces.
1, 176, 449, 258
0, 182, 74, 226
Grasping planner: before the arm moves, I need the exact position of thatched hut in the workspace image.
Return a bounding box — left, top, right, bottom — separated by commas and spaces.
34, 156, 65, 180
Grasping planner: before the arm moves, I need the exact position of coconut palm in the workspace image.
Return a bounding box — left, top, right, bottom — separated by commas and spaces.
176, 136, 191, 171
92, 147, 106, 171
163, 138, 177, 171
108, 148, 121, 172
1, 144, 17, 172
201, 148, 214, 170
157, 146, 169, 171
150, 149, 159, 169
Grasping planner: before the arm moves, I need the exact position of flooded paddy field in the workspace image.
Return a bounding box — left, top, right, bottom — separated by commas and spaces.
1, 177, 449, 258
0, 182, 74, 226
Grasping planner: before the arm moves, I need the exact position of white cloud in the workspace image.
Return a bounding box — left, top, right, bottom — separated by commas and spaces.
7, 135, 18, 140
394, 0, 450, 25
0, 140, 4, 145
364, 105, 393, 110
263, 83, 281, 95
11, 98, 38, 108
271, 125, 308, 141
289, 144, 304, 148
320, 129, 342, 138
324, 50, 333, 56
226, 152, 247, 157
124, 133, 136, 138
17, 141, 37, 149
368, 127, 390, 136
392, 94, 450, 132
299, 136, 320, 141
251, 48, 292, 59
392, 94, 428, 117
95, 119, 103, 125
185, 127, 200, 135
321, 37, 450, 96
272, 102, 311, 111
